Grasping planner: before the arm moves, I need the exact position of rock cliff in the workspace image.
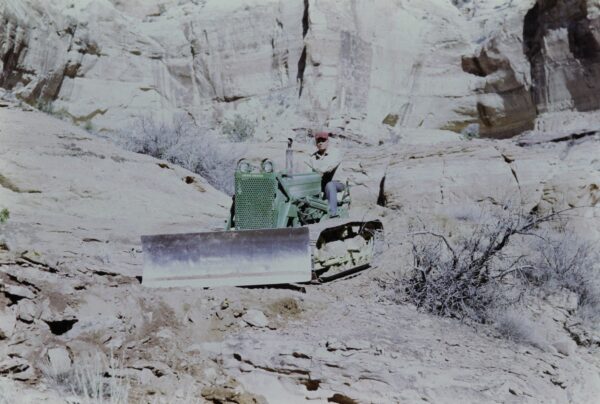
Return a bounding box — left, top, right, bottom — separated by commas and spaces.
2, 0, 599, 140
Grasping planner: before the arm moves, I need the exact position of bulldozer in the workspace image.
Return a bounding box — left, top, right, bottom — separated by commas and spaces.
141, 139, 383, 288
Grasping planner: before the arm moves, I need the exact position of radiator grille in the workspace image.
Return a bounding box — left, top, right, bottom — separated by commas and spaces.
234, 173, 278, 229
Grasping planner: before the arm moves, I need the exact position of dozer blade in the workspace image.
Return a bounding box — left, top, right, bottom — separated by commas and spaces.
141, 227, 312, 288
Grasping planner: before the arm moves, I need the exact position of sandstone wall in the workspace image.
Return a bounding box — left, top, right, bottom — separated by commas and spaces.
1, 0, 600, 141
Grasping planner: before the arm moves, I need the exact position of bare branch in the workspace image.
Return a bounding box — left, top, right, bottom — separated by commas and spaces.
408, 231, 459, 269
493, 265, 537, 280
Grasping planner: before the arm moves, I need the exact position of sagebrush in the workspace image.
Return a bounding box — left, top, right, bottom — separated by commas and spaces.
118, 115, 240, 195
221, 114, 255, 142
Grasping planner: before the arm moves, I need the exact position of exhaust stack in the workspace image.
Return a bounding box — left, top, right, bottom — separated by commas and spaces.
286, 138, 294, 175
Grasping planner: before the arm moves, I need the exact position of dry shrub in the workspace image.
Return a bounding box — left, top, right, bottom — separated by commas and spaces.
404, 206, 535, 322
402, 205, 599, 326
118, 114, 240, 195
221, 114, 255, 142
525, 232, 600, 325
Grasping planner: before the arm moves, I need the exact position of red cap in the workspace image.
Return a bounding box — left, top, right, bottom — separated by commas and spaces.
314, 131, 329, 141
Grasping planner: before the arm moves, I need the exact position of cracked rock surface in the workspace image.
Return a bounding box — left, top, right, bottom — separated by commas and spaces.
0, 103, 600, 402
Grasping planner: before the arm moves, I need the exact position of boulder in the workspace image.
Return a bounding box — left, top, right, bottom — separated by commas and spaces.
0, 309, 17, 339
243, 310, 269, 328
4, 284, 35, 300
553, 339, 577, 357
46, 346, 72, 375
16, 299, 38, 323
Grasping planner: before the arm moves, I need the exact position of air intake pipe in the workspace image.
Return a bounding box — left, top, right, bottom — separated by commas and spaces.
286, 138, 294, 175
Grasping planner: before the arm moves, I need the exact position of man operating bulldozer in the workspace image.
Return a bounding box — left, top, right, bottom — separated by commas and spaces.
307, 131, 344, 218
141, 129, 383, 288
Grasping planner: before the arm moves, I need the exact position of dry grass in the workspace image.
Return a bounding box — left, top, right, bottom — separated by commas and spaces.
42, 352, 130, 404
493, 310, 547, 347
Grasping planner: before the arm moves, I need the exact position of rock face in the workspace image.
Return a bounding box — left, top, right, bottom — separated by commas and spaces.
2, 0, 599, 141
0, 105, 229, 276
368, 136, 600, 222
524, 0, 600, 113
460, 41, 537, 138
0, 92, 599, 401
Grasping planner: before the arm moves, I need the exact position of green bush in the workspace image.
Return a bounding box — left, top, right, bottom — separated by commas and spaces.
0, 208, 9, 223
